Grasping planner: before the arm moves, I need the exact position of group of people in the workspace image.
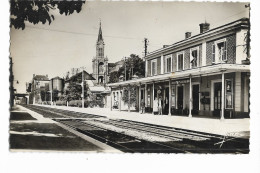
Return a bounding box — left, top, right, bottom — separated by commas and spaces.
153, 97, 163, 115
154, 96, 169, 115
140, 96, 169, 115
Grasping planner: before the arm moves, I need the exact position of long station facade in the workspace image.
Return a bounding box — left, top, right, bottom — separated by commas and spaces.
108, 18, 250, 119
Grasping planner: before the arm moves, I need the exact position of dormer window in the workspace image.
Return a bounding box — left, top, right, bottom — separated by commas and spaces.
212, 39, 227, 63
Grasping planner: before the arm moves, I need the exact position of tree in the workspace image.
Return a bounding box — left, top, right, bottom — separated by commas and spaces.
122, 86, 137, 109
108, 54, 145, 83
52, 89, 59, 101
108, 71, 120, 83
64, 73, 89, 101
10, 0, 85, 30
40, 90, 46, 102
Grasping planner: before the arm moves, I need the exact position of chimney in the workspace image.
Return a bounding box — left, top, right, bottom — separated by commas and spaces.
199, 22, 210, 33
185, 32, 192, 39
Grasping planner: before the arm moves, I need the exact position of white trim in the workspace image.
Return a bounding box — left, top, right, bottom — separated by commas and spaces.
192, 82, 201, 111
177, 51, 184, 71
108, 64, 250, 87
210, 79, 222, 111
161, 55, 164, 74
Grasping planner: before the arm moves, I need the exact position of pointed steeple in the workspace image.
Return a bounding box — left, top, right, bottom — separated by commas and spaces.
97, 20, 103, 42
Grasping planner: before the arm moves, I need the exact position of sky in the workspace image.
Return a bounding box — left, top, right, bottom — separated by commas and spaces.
10, 1, 249, 93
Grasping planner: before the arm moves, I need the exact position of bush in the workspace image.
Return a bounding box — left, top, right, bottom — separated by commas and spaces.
89, 100, 104, 108
68, 100, 88, 107
56, 100, 66, 106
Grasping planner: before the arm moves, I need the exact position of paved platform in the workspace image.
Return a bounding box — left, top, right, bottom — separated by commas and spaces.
10, 105, 120, 152
35, 104, 250, 137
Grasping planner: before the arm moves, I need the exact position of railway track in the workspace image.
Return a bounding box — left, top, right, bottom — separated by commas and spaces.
22, 105, 249, 153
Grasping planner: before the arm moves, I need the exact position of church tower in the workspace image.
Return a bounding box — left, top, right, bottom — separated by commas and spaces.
92, 21, 108, 85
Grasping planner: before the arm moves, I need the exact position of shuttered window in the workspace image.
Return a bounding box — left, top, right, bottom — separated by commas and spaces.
177, 53, 184, 71
212, 44, 215, 63
222, 41, 227, 61
165, 55, 172, 73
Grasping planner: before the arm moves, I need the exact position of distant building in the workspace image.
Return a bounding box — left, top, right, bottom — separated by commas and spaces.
92, 21, 109, 85
92, 21, 124, 85
49, 76, 64, 96
108, 60, 124, 74
29, 74, 50, 104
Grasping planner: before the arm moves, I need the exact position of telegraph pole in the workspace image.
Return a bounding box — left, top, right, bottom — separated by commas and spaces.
245, 3, 251, 60
144, 38, 149, 57
82, 68, 84, 108
124, 57, 127, 81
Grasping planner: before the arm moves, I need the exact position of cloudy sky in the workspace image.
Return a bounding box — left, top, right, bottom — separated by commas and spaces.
10, 1, 249, 93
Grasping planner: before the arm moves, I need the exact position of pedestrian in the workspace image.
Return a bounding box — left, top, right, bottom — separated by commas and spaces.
158, 96, 163, 115
153, 97, 158, 115
140, 99, 145, 114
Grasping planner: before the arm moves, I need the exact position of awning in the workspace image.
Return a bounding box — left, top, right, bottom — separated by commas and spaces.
107, 64, 250, 87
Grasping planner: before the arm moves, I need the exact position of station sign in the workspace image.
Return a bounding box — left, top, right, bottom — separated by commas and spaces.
171, 79, 189, 85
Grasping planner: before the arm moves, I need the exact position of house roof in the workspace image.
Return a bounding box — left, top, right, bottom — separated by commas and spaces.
33, 75, 49, 81
51, 76, 63, 80
65, 70, 95, 82
145, 18, 249, 59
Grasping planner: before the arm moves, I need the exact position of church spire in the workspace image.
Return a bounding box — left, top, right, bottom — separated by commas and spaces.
97, 20, 103, 42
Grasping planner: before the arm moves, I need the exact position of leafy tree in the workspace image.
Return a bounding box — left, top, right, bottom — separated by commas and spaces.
108, 54, 145, 83
122, 86, 137, 105
40, 90, 46, 102
52, 89, 59, 101
10, 0, 85, 30
108, 71, 119, 83
64, 73, 90, 101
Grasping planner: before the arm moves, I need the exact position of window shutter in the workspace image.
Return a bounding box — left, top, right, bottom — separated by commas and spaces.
223, 41, 227, 61
164, 56, 166, 73
212, 44, 215, 63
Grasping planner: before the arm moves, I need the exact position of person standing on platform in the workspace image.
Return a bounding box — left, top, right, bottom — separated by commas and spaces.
140, 99, 145, 114
158, 96, 163, 115
153, 97, 158, 115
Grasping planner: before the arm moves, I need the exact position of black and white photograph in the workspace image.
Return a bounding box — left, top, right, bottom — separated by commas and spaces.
2, 0, 260, 172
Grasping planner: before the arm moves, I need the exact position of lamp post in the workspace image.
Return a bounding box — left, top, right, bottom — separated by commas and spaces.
82, 68, 84, 108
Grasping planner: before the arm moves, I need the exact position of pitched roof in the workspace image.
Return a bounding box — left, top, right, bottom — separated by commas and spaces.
65, 70, 95, 82
33, 75, 49, 81
97, 21, 103, 42
51, 76, 63, 80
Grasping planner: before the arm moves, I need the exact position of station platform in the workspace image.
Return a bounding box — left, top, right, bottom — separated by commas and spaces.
33, 104, 250, 137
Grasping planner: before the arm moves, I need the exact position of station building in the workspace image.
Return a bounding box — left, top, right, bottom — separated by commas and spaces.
108, 18, 250, 119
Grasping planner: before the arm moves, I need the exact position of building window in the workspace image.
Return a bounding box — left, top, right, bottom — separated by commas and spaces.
165, 55, 172, 73
190, 48, 198, 68
177, 53, 184, 71
212, 39, 227, 63
217, 41, 227, 61
151, 59, 157, 76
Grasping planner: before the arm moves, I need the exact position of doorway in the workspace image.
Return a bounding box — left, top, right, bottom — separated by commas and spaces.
213, 82, 222, 116
192, 84, 200, 115
177, 86, 184, 110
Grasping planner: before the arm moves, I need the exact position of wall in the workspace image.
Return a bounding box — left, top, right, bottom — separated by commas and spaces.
206, 34, 236, 65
